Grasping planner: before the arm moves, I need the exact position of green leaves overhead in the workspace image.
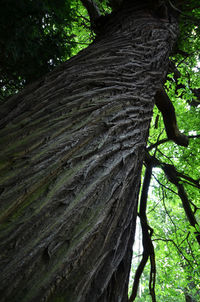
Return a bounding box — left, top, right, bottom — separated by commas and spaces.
132, 3, 200, 299
0, 0, 77, 99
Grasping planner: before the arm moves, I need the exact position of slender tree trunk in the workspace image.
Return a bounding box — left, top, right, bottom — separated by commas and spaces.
0, 2, 178, 302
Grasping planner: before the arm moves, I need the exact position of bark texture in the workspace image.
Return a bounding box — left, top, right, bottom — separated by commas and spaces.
0, 2, 178, 302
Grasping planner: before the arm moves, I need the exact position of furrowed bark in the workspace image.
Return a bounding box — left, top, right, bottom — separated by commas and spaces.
0, 2, 178, 302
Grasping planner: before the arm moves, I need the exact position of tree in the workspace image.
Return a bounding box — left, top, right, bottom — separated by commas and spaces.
0, 0, 77, 100
0, 1, 199, 301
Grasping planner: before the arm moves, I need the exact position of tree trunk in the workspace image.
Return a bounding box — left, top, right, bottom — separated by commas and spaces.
185, 293, 196, 302
0, 2, 178, 302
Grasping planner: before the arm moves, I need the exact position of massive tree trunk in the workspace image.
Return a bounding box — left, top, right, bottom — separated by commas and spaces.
0, 2, 178, 302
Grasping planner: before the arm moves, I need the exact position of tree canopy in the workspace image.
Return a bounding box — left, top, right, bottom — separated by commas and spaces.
0, 1, 200, 301
0, 0, 78, 99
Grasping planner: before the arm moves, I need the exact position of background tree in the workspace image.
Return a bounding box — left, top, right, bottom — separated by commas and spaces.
0, 0, 79, 100
0, 1, 199, 302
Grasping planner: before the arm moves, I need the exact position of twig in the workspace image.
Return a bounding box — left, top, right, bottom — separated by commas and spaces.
147, 138, 169, 151
161, 186, 179, 243
146, 150, 200, 246
153, 237, 193, 267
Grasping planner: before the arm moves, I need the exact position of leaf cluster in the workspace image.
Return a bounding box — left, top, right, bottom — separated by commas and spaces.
0, 0, 78, 100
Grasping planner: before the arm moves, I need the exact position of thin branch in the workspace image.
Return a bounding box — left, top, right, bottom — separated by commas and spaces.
176, 51, 198, 67
152, 173, 178, 195
153, 237, 193, 267
188, 134, 200, 139
179, 179, 200, 190
77, 13, 90, 23
179, 232, 190, 247
168, 166, 200, 189
177, 184, 200, 245
147, 198, 162, 214
147, 138, 169, 151
147, 134, 200, 151
188, 200, 200, 214
157, 149, 174, 165
161, 186, 179, 243
186, 235, 198, 263
145, 152, 200, 246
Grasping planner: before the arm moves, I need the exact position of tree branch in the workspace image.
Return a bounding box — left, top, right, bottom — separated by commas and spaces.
176, 172, 200, 189
153, 238, 193, 267
145, 152, 200, 246
177, 184, 200, 245
129, 163, 156, 302
147, 134, 200, 151
80, 0, 101, 24
155, 87, 189, 147
147, 138, 169, 151
161, 186, 179, 242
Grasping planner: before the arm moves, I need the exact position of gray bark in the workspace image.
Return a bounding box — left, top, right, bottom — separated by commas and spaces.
0, 2, 178, 302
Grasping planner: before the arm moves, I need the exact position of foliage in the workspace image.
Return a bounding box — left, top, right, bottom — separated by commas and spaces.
128, 3, 200, 300
0, 0, 112, 101
130, 16, 200, 299
0, 0, 81, 100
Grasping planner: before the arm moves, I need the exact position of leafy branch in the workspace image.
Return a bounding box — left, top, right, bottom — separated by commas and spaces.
145, 152, 200, 246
